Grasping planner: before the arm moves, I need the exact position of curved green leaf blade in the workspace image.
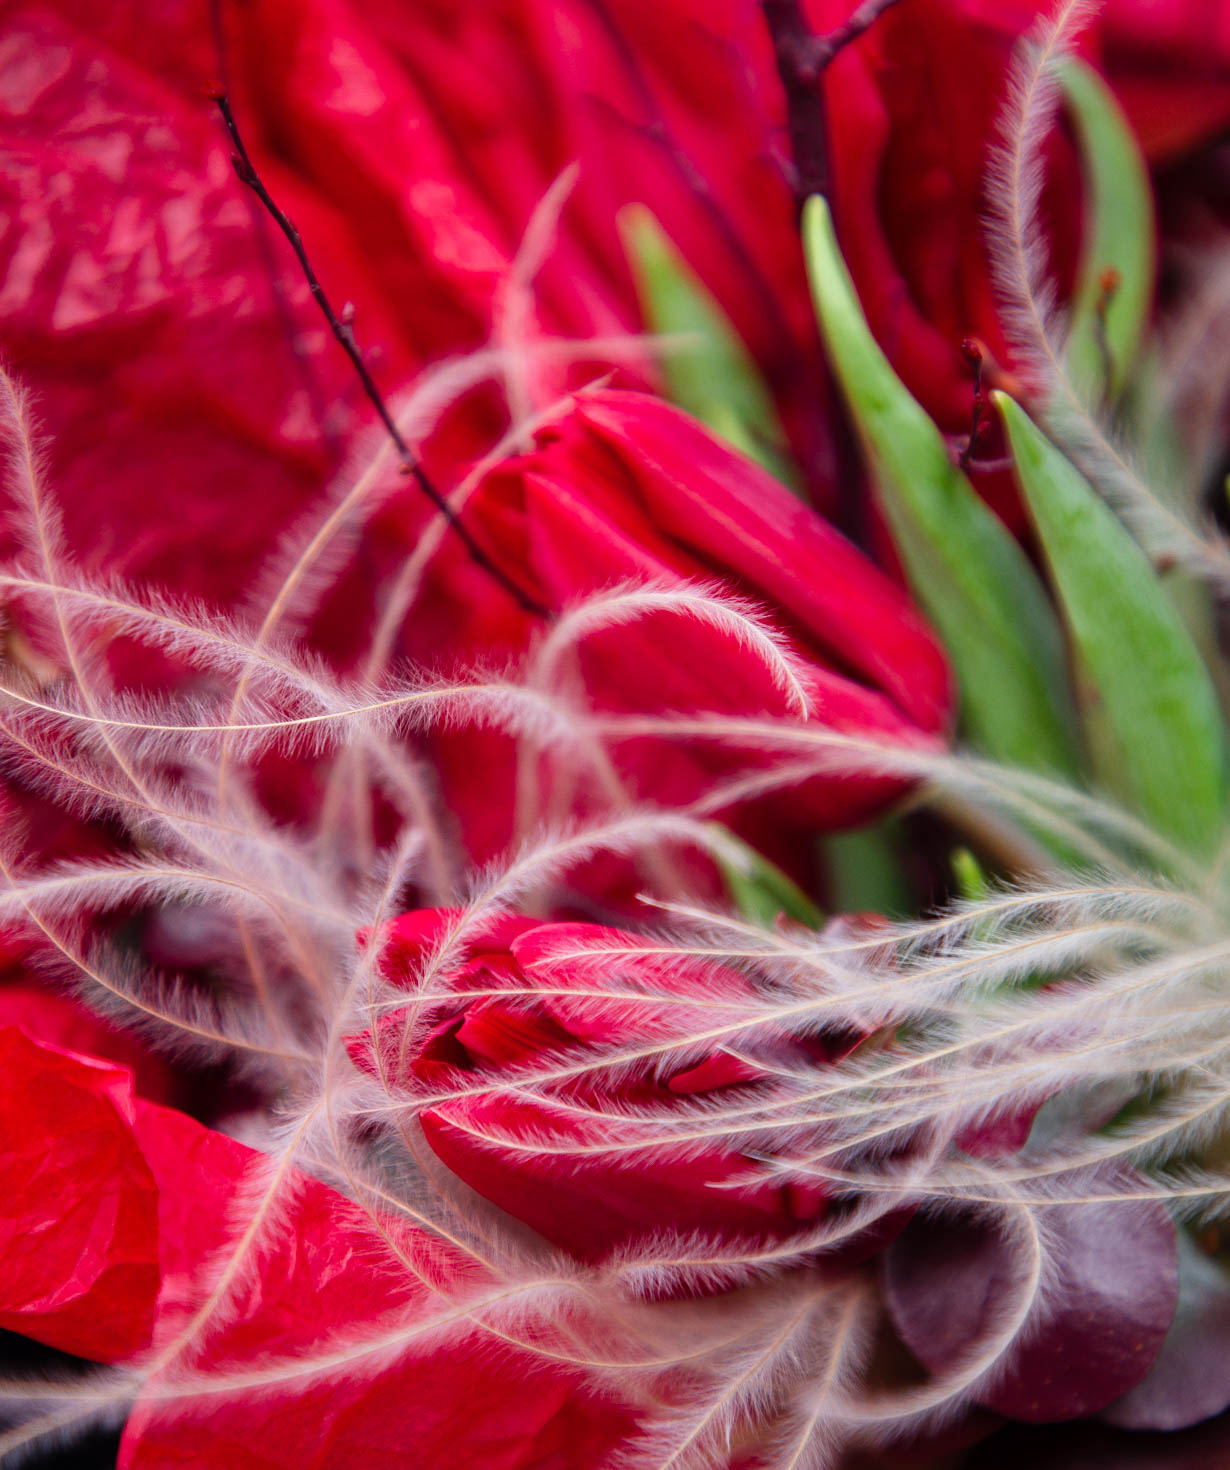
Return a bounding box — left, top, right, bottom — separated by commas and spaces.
801, 194, 1080, 777
1060, 57, 1156, 403
826, 821, 911, 919
710, 823, 823, 928
619, 204, 800, 491
997, 392, 1226, 854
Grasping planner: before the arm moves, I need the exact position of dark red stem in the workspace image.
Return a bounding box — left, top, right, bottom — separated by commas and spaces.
760, 0, 907, 208
958, 337, 986, 472
813, 0, 910, 65
761, 0, 833, 204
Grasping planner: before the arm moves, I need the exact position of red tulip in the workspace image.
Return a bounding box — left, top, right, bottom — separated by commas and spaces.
1101, 0, 1230, 161
813, 0, 1229, 516
346, 906, 887, 1266
393, 389, 952, 866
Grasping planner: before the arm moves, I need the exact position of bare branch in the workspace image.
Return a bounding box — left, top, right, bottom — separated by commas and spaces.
760, 0, 908, 206
209, 90, 548, 618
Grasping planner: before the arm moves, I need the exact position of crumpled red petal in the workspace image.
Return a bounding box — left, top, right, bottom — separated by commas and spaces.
0, 1024, 637, 1467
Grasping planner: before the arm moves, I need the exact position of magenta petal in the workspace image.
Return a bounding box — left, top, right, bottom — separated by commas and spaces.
668, 1051, 766, 1094
954, 1102, 1044, 1159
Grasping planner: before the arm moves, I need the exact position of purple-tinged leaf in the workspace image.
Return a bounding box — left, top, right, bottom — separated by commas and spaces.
885, 1178, 1178, 1422
1102, 1230, 1230, 1431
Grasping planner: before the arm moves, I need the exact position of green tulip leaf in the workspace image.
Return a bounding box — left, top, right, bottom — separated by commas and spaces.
1060, 57, 1156, 403
951, 847, 991, 904
997, 393, 1226, 854
826, 822, 912, 920
711, 823, 823, 929
619, 204, 800, 490
802, 194, 1081, 777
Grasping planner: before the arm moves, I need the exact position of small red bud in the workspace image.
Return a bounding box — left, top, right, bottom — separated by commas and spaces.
960, 337, 983, 367
202, 80, 227, 102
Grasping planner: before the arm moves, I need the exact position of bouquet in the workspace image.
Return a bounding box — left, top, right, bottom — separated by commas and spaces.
2, 1, 1230, 1465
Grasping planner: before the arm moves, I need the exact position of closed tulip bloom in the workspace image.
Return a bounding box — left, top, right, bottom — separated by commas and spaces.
397, 389, 952, 865
347, 906, 880, 1264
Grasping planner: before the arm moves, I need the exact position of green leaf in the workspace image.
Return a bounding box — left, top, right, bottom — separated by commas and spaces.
825, 822, 912, 919
997, 393, 1226, 855
710, 824, 823, 929
801, 194, 1081, 777
951, 847, 990, 903
1060, 58, 1156, 403
619, 205, 800, 491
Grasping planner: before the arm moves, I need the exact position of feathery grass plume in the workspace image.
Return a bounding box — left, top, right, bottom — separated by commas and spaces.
0, 498, 1219, 1467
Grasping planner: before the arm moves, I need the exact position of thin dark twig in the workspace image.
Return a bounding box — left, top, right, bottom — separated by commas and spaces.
1093, 265, 1121, 408
761, 0, 833, 204
207, 0, 342, 458
811, 0, 909, 66
760, 0, 907, 207
958, 337, 987, 472
210, 90, 548, 618
758, 0, 909, 545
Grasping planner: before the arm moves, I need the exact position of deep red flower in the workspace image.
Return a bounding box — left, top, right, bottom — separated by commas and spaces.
821, 1, 1077, 423
813, 0, 1230, 490
0, 0, 818, 618
395, 388, 952, 865
1101, 0, 1230, 161
0, 978, 178, 1111
2, 0, 1224, 741
6, 0, 1221, 620
345, 906, 881, 1265
1, 5, 960, 895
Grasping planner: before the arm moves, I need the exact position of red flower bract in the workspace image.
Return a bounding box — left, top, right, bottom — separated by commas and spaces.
0, 1027, 161, 1362
0, 1018, 636, 1469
